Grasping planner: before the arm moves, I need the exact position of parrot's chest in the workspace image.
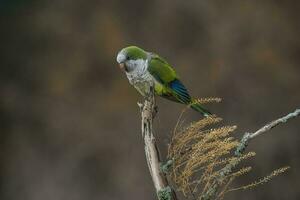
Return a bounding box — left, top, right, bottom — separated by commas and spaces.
127, 71, 156, 96
125, 61, 156, 96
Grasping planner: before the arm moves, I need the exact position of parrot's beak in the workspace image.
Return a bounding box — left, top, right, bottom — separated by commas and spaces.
119, 63, 124, 71
119, 63, 126, 72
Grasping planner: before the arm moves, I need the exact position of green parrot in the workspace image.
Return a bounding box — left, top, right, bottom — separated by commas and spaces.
116, 46, 211, 117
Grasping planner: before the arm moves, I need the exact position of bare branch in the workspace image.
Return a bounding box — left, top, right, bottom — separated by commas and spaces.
139, 86, 178, 200
235, 108, 300, 156
249, 108, 300, 139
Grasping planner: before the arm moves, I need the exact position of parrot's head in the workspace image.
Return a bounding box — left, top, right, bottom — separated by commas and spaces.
116, 46, 148, 73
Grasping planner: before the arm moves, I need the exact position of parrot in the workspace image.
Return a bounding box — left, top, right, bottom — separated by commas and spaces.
116, 46, 211, 117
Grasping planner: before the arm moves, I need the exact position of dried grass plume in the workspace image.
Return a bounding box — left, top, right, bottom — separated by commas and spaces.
167, 112, 289, 200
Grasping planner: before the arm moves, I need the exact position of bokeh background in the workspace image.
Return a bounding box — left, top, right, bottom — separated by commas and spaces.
1, 0, 299, 200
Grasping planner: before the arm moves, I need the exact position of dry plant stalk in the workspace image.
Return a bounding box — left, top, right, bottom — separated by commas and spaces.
201, 108, 300, 200
192, 97, 222, 105
168, 116, 256, 199
167, 108, 300, 200
228, 166, 290, 192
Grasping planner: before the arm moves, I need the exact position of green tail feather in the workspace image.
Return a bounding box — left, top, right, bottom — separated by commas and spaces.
190, 102, 212, 117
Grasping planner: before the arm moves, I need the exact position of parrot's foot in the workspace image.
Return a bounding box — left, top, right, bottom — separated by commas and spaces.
137, 101, 158, 118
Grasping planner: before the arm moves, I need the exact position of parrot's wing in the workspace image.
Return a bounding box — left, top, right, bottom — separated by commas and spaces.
148, 54, 191, 103
148, 54, 177, 83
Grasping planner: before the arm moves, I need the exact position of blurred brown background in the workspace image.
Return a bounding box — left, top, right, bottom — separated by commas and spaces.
1, 0, 299, 200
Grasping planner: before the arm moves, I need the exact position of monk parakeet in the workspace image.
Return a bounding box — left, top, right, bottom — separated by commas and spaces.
116, 46, 211, 117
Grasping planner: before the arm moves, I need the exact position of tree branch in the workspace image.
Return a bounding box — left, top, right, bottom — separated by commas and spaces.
139, 87, 178, 200
249, 108, 300, 139
201, 108, 300, 200
235, 108, 300, 156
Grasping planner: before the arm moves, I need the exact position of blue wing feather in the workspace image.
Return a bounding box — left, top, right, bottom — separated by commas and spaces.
169, 79, 191, 103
